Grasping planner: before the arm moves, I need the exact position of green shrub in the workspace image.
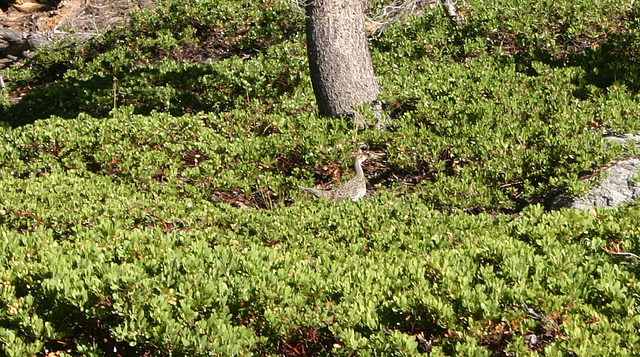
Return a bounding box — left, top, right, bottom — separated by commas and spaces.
0, 0, 639, 355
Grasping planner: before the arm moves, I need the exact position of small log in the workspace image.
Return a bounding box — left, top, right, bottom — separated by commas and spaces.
0, 28, 27, 45
0, 28, 49, 57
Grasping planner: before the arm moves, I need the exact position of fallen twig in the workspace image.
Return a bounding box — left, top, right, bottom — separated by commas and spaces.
604, 250, 640, 260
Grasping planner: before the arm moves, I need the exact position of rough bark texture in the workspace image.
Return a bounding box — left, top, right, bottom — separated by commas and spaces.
305, 0, 380, 118
441, 0, 464, 25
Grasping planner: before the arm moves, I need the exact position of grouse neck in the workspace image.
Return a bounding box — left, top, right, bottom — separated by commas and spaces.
353, 158, 365, 179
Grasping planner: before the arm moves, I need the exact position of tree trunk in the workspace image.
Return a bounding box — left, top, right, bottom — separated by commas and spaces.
305, 0, 380, 119
441, 0, 464, 25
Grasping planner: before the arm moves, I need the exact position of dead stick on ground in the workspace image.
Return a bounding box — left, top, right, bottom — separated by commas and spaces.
606, 251, 640, 260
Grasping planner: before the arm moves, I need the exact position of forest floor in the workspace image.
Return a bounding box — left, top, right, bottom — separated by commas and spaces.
1, 0, 152, 34
0, 0, 152, 67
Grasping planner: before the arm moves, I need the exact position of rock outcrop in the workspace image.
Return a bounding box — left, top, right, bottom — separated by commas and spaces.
551, 134, 640, 210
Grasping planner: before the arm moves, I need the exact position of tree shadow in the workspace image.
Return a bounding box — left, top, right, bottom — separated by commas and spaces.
570, 26, 640, 95
0, 2, 306, 128
2, 56, 303, 127
494, 8, 640, 94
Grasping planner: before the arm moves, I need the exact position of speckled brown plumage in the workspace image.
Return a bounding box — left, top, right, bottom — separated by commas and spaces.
299, 152, 371, 202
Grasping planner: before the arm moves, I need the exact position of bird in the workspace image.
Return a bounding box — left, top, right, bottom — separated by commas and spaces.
299, 152, 374, 202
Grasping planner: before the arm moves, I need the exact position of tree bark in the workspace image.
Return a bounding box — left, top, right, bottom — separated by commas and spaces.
441, 0, 464, 25
305, 0, 380, 119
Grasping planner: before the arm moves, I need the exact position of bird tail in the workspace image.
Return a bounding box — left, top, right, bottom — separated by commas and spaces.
298, 186, 332, 199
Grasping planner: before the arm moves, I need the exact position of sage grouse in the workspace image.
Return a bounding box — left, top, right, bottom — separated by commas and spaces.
299, 152, 373, 202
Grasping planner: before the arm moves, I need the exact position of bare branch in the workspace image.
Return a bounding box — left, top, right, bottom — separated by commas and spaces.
603, 244, 640, 261
606, 251, 640, 260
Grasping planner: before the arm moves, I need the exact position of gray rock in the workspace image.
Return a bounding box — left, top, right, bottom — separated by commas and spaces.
605, 133, 640, 146
551, 135, 640, 210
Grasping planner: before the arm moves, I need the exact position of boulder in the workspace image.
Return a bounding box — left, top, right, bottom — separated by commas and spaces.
551, 134, 640, 210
